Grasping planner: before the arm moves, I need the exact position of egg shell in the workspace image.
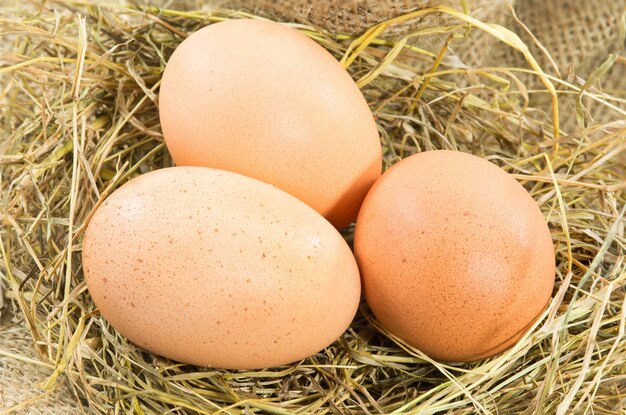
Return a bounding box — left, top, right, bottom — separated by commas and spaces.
354, 150, 555, 362
159, 19, 381, 229
82, 167, 361, 369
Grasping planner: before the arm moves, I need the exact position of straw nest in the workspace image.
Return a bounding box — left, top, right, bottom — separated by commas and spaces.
1, 0, 625, 414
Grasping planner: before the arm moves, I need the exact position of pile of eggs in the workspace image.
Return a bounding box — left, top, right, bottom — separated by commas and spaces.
83, 19, 555, 369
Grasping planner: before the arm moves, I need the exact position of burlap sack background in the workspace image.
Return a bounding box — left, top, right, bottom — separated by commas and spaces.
1, 0, 624, 413
225, 0, 504, 37
0, 320, 81, 414
512, 0, 626, 126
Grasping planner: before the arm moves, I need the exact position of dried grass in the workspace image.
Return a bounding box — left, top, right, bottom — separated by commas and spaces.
1, 0, 625, 414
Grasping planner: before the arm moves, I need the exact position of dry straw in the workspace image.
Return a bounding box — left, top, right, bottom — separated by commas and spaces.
1, 0, 625, 414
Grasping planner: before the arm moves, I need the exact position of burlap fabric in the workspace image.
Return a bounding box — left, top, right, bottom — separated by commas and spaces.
507, 0, 626, 126
512, 0, 625, 76
224, 0, 500, 37
0, 315, 80, 414
2, 0, 624, 413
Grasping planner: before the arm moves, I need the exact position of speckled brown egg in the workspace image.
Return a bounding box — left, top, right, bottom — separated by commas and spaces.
354, 150, 555, 362
82, 167, 361, 369
159, 19, 381, 229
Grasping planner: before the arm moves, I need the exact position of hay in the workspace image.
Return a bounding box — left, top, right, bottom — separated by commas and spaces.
1, 0, 625, 414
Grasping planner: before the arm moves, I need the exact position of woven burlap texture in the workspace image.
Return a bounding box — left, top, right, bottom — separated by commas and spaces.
0, 317, 80, 414
225, 0, 501, 37
513, 0, 624, 76
506, 0, 626, 126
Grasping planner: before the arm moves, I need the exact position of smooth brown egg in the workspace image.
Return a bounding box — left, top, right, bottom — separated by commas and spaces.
354, 150, 555, 362
159, 19, 381, 229
83, 167, 361, 369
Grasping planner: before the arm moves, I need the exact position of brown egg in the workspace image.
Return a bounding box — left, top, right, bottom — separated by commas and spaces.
83, 167, 361, 369
354, 151, 555, 362
159, 19, 381, 229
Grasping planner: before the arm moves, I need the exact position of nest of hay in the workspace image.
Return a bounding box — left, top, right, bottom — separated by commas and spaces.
1, 0, 625, 413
